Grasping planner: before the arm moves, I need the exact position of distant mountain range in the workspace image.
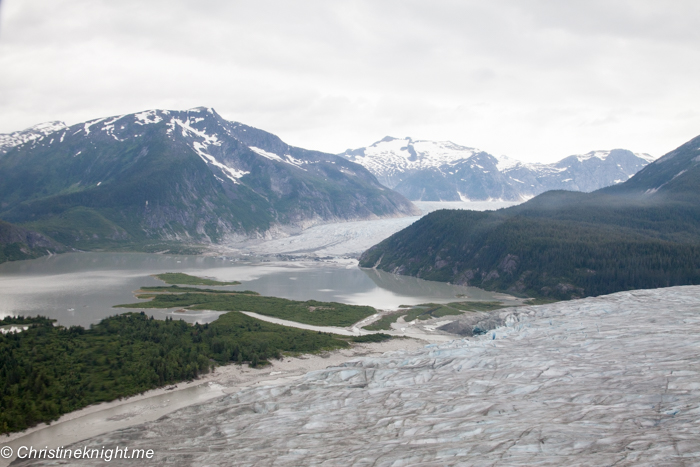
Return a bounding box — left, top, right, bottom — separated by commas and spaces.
0, 108, 418, 252
360, 133, 700, 299
341, 137, 655, 201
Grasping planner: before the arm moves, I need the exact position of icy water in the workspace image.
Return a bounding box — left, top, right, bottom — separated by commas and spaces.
0, 252, 516, 327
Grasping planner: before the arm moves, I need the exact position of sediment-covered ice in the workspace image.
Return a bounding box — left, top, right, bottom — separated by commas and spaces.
240, 201, 520, 257
244, 216, 420, 256
19, 286, 700, 466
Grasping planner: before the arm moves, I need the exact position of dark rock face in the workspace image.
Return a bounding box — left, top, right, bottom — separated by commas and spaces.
0, 220, 68, 264
341, 137, 654, 201
0, 108, 418, 248
498, 254, 519, 274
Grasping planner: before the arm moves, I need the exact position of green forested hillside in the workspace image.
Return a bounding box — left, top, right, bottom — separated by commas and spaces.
360, 134, 700, 299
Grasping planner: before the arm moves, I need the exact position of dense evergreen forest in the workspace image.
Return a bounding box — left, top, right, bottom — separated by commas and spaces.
0, 312, 353, 434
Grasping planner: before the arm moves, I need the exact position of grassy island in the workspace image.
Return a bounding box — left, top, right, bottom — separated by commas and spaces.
118, 286, 376, 327
153, 272, 241, 286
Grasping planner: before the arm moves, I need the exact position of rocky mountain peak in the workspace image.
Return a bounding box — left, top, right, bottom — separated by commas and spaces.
341, 137, 656, 201
0, 120, 67, 154
0, 108, 418, 247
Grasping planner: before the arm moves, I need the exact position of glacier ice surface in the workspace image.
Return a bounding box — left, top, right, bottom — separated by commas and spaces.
17, 285, 700, 466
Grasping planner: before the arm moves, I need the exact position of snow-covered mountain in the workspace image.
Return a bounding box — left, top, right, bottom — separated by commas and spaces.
341, 137, 484, 188
341, 137, 655, 201
505, 149, 656, 195
0, 121, 67, 154
0, 108, 418, 248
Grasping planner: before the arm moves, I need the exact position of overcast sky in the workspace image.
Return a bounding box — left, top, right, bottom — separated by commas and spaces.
1, 1, 699, 163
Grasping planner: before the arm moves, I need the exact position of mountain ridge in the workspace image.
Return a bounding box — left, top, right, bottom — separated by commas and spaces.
341, 136, 654, 201
0, 108, 418, 251
359, 133, 700, 299
0, 121, 67, 155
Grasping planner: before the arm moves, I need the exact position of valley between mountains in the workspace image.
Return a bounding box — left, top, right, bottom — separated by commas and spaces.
2, 108, 699, 304
0, 107, 417, 256
6, 1, 700, 465
3, 109, 700, 466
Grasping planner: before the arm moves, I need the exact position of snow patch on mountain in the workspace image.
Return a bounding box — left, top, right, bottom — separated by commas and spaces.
170, 117, 249, 183
83, 118, 109, 136
0, 121, 67, 153
173, 117, 219, 144
573, 149, 654, 163
343, 137, 482, 188
342, 137, 657, 201
494, 154, 521, 171
249, 146, 305, 169
99, 115, 128, 141
134, 110, 163, 125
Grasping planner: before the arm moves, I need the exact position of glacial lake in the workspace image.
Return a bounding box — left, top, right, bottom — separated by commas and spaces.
0, 252, 519, 327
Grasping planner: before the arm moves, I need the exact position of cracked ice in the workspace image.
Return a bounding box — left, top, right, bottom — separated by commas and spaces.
19, 285, 700, 466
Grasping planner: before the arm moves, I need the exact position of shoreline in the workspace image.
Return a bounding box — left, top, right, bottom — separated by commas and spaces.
0, 337, 432, 467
